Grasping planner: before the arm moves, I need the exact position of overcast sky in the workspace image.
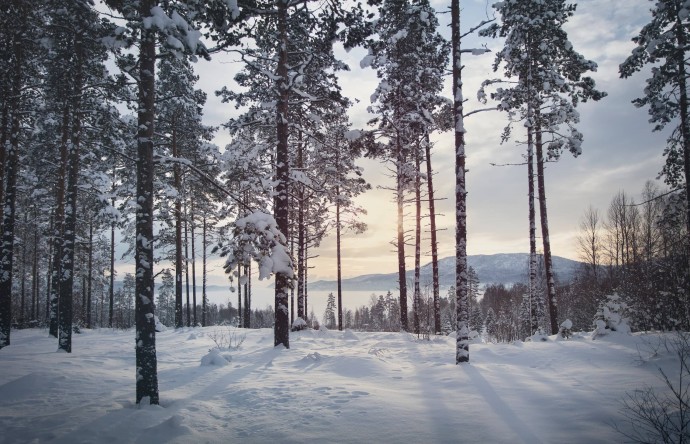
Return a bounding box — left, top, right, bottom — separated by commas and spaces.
184, 0, 667, 285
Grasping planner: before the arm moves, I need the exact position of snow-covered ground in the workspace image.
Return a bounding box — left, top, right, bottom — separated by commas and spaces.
0, 327, 680, 443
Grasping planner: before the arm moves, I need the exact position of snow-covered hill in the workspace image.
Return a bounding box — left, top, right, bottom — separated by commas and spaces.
310, 253, 582, 291
0, 327, 678, 443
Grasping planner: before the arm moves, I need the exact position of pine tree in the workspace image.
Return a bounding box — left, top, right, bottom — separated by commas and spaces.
324, 293, 336, 330
0, 0, 44, 349
620, 0, 690, 268
451, 0, 469, 363
365, 0, 448, 333
481, 0, 605, 334
103, 0, 215, 405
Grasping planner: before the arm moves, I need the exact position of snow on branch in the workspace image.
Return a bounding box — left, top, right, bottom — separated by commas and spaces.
216, 211, 294, 288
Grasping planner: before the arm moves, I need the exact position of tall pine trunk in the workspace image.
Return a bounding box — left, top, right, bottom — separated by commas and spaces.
243, 263, 250, 328
86, 219, 93, 328
527, 118, 539, 335
297, 136, 305, 324
0, 26, 23, 349
109, 165, 115, 328
0, 101, 6, 211
50, 106, 70, 338
424, 135, 441, 335
190, 206, 197, 326
413, 146, 422, 336
202, 216, 207, 327
237, 262, 242, 327
32, 218, 39, 321
452, 0, 469, 363
534, 120, 558, 334
58, 35, 86, 352
336, 186, 343, 331
273, 0, 290, 348
135, 0, 159, 404
172, 125, 183, 329
184, 202, 190, 327
396, 134, 408, 332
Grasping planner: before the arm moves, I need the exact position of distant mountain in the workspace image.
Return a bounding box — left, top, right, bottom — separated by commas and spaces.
308, 253, 582, 291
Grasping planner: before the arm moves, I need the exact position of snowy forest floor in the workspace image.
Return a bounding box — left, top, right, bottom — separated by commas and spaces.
0, 327, 681, 443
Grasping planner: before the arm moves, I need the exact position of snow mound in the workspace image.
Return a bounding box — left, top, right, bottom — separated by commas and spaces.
343, 329, 359, 341
154, 315, 166, 332
200, 348, 231, 366
140, 414, 192, 441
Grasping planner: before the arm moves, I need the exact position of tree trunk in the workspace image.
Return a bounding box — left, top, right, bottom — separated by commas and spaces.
172, 125, 183, 329
452, 0, 469, 363
184, 201, 190, 327
20, 212, 27, 325
396, 134, 408, 332
274, 0, 290, 348
87, 218, 93, 328
0, 101, 7, 211
190, 204, 197, 327
32, 218, 39, 321
237, 262, 242, 327
46, 216, 53, 324
336, 186, 343, 331
0, 102, 19, 348
58, 33, 87, 353
109, 166, 115, 328
535, 119, 558, 335
424, 134, 441, 335
202, 215, 207, 327
413, 146, 422, 336
243, 263, 250, 328
135, 0, 159, 404
527, 111, 538, 335
297, 134, 305, 323
50, 106, 70, 338
0, 24, 23, 348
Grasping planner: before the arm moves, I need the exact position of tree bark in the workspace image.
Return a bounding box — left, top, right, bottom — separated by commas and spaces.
452, 0, 469, 363
190, 203, 197, 327
135, 0, 159, 404
184, 200, 190, 327
109, 165, 115, 328
396, 134, 408, 332
50, 106, 70, 338
336, 186, 343, 331
297, 133, 305, 323
424, 134, 441, 335
527, 111, 538, 335
87, 218, 93, 328
274, 0, 290, 348
202, 215, 207, 327
172, 125, 184, 329
535, 119, 558, 334
0, 22, 23, 349
413, 146, 422, 336
58, 32, 87, 353
243, 263, 250, 328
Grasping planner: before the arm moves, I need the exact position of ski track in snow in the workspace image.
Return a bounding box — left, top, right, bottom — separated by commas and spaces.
0, 327, 672, 443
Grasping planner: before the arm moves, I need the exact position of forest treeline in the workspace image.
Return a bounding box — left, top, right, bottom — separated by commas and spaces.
0, 0, 689, 404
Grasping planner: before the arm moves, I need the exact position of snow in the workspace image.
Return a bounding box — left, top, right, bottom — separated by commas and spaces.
0, 327, 676, 443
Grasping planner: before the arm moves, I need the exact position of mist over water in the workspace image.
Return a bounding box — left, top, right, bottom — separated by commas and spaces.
204, 286, 417, 324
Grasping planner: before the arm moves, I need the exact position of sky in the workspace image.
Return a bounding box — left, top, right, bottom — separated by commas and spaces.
180, 0, 669, 286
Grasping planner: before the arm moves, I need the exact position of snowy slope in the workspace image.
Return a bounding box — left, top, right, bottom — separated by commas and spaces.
309, 253, 582, 291
0, 327, 676, 443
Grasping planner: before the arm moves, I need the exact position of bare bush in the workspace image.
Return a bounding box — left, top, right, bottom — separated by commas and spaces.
207, 328, 246, 351
617, 333, 690, 443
